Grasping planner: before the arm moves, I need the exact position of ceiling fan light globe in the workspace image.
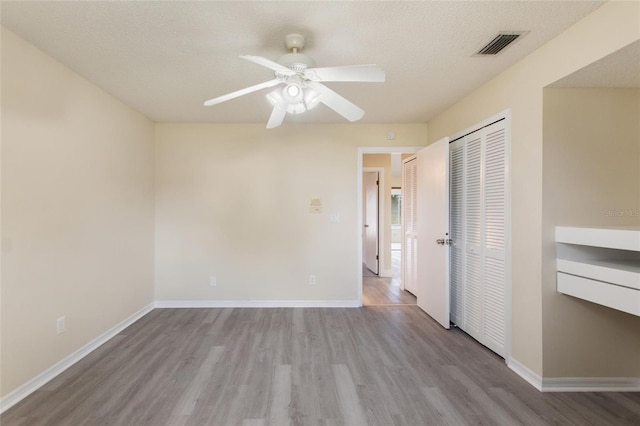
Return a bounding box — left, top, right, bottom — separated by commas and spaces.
287, 102, 306, 115
266, 89, 285, 107
282, 83, 304, 103
304, 89, 321, 110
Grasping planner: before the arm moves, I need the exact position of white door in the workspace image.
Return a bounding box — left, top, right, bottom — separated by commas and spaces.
416, 137, 451, 329
363, 171, 379, 274
402, 158, 417, 294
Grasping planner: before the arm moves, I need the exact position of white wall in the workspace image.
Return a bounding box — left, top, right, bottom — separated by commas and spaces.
426, 1, 640, 376
1, 28, 155, 397
154, 123, 427, 303
542, 88, 640, 377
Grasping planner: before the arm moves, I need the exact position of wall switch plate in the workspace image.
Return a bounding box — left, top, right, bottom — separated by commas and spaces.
309, 275, 317, 285
209, 276, 217, 287
56, 316, 65, 335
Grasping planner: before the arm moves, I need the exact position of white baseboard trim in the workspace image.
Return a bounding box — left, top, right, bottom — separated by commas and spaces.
0, 302, 155, 414
541, 377, 640, 392
154, 300, 361, 308
508, 357, 640, 392
507, 357, 543, 391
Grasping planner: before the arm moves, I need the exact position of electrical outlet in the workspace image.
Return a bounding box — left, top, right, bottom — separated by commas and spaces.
56, 316, 65, 335
309, 275, 317, 285
209, 276, 217, 287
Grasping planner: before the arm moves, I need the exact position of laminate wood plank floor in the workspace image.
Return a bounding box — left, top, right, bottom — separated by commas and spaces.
2, 307, 639, 425
363, 252, 416, 306
362, 275, 417, 305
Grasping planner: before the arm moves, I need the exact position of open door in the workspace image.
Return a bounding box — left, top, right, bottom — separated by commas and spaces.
416, 137, 450, 329
363, 171, 379, 274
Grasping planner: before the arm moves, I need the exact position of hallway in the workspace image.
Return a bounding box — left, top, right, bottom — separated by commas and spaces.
363, 249, 416, 305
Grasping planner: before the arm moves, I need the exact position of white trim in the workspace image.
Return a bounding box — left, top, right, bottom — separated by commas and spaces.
503, 110, 513, 363
154, 300, 360, 308
363, 166, 385, 276
449, 110, 511, 142
541, 377, 640, 392
508, 357, 543, 391
358, 147, 422, 306
0, 303, 155, 414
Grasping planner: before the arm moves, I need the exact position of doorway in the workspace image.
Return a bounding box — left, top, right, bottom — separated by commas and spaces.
360, 150, 419, 306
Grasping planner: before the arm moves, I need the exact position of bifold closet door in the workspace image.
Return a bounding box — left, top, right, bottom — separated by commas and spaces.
449, 119, 507, 358
482, 122, 507, 357
449, 140, 465, 328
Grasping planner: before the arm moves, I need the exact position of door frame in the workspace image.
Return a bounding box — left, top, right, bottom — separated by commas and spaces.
357, 147, 421, 306
363, 167, 384, 275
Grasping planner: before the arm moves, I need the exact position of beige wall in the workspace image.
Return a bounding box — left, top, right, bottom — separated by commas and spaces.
1, 28, 155, 397
154, 123, 427, 302
542, 88, 640, 377
426, 1, 640, 376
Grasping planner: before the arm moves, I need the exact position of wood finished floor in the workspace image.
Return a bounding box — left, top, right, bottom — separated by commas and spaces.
362, 275, 417, 305
362, 250, 416, 306
3, 307, 640, 426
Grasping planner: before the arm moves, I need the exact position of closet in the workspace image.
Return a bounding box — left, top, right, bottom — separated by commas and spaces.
449, 118, 509, 358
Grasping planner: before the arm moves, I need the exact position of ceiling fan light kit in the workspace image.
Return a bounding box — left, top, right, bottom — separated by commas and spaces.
203, 33, 385, 129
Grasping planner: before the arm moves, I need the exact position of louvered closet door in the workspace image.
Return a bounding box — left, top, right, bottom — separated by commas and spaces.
402, 157, 418, 295
449, 118, 508, 359
482, 122, 507, 357
449, 140, 465, 327
463, 133, 483, 342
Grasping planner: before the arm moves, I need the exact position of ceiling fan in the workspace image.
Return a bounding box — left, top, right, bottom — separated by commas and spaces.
203, 33, 385, 129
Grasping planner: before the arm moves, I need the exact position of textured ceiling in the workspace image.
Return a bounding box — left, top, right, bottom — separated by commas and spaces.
551, 40, 640, 88
1, 1, 605, 124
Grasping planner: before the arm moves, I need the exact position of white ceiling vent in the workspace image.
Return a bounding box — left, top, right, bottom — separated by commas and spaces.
475, 32, 527, 55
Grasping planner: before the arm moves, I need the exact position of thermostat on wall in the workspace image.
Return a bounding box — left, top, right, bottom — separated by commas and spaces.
310, 198, 322, 213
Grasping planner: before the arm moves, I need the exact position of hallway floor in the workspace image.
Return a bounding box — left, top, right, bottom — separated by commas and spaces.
363, 249, 416, 305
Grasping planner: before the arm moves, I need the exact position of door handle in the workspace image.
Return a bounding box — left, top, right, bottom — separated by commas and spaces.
436, 238, 445, 245
364, 224, 369, 228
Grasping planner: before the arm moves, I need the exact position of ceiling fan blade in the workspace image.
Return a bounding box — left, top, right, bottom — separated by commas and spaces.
240, 55, 295, 76
266, 105, 287, 129
307, 82, 365, 122
305, 65, 385, 82
203, 79, 282, 106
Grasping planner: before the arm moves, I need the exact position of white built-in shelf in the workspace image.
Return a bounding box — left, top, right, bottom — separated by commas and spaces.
555, 226, 640, 317
555, 226, 640, 251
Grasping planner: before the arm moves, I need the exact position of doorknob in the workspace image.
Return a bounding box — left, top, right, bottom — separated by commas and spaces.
436, 238, 445, 245
364, 224, 369, 228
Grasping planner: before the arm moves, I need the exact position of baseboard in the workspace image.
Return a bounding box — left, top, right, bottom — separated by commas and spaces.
507, 357, 543, 391
154, 299, 361, 308
507, 358, 640, 392
0, 302, 155, 414
541, 377, 640, 392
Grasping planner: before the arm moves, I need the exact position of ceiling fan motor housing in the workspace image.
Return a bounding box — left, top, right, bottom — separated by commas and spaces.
277, 53, 315, 71
278, 33, 315, 71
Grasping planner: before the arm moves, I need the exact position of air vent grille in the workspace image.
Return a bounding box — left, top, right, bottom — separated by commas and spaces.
476, 32, 525, 55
